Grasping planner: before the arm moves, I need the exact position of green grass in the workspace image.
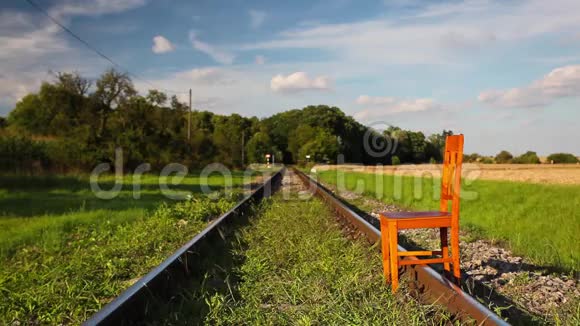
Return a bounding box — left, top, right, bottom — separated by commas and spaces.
0, 172, 253, 217
0, 172, 256, 257
0, 171, 257, 324
316, 171, 580, 272
202, 191, 451, 324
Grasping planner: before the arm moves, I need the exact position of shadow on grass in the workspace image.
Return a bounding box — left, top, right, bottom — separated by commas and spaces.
0, 171, 257, 191
0, 185, 247, 217
135, 203, 267, 325
333, 196, 543, 326
141, 228, 250, 325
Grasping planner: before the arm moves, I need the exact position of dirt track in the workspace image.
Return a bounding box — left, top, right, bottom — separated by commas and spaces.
313, 164, 580, 185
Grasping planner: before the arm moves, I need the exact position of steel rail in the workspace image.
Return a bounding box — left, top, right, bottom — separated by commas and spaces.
293, 168, 509, 326
84, 168, 285, 325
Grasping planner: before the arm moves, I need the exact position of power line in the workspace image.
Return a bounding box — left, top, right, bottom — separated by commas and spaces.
23, 0, 188, 95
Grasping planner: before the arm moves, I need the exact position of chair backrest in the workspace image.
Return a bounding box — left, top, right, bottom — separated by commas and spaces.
439, 135, 464, 218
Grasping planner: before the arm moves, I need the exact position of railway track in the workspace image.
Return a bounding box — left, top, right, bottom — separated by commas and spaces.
292, 168, 508, 326
85, 167, 508, 325
84, 169, 285, 325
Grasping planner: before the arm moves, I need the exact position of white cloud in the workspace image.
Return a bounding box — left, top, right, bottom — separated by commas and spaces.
249, 10, 266, 29
243, 0, 580, 65
152, 35, 174, 54
50, 0, 147, 18
355, 95, 440, 118
409, 0, 490, 19
255, 55, 265, 65
0, 1, 148, 113
173, 68, 234, 85
478, 65, 580, 108
133, 66, 279, 115
189, 32, 235, 64
270, 72, 331, 93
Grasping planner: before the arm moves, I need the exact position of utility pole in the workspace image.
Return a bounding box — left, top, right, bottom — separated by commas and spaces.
241, 130, 245, 166
187, 88, 192, 141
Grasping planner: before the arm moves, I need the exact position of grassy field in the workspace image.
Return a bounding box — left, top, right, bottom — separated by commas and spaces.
0, 172, 256, 324
190, 186, 451, 324
315, 170, 580, 272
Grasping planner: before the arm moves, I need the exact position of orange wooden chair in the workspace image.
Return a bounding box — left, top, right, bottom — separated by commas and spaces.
379, 134, 464, 291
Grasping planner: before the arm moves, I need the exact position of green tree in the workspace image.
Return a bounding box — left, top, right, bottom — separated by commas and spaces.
146, 89, 168, 106
298, 129, 339, 163
212, 114, 251, 167
7, 94, 48, 134
547, 153, 579, 164
463, 153, 481, 163
408, 131, 427, 163
495, 150, 513, 163
426, 130, 453, 163
512, 151, 541, 164
387, 128, 428, 163
55, 71, 91, 96
246, 132, 273, 163
288, 124, 316, 162
480, 156, 494, 164
93, 69, 136, 137
391, 156, 401, 165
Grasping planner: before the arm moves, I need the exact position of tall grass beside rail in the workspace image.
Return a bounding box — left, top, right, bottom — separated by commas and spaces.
0, 195, 236, 324
316, 171, 580, 272
0, 172, 255, 324
0, 172, 254, 255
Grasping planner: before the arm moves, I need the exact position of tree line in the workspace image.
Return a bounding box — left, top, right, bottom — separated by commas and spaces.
0, 68, 576, 173
464, 150, 579, 164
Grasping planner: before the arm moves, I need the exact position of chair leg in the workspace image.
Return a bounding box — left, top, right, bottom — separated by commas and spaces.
380, 217, 390, 282
388, 221, 399, 291
440, 227, 450, 273
451, 226, 461, 284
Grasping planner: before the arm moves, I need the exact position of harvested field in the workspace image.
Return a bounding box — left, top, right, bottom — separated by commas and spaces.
313, 164, 580, 185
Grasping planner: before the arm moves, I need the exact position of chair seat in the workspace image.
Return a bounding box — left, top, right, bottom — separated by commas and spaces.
380, 211, 452, 229
381, 211, 451, 219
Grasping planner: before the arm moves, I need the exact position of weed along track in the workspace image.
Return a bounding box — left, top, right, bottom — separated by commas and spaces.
83, 170, 284, 325
86, 169, 509, 325
203, 170, 449, 324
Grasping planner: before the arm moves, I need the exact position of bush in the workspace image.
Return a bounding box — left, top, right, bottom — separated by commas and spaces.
495, 150, 513, 163
463, 153, 481, 163
0, 135, 49, 172
152, 194, 236, 222
547, 153, 579, 164
429, 157, 437, 164
391, 155, 400, 165
0, 135, 105, 173
512, 151, 541, 164
45, 138, 102, 172
480, 157, 494, 164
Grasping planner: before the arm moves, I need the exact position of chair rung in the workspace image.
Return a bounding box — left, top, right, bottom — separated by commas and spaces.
399, 257, 452, 266
397, 250, 442, 257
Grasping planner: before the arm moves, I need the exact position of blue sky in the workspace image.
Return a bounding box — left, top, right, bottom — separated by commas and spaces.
1, 0, 579, 155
